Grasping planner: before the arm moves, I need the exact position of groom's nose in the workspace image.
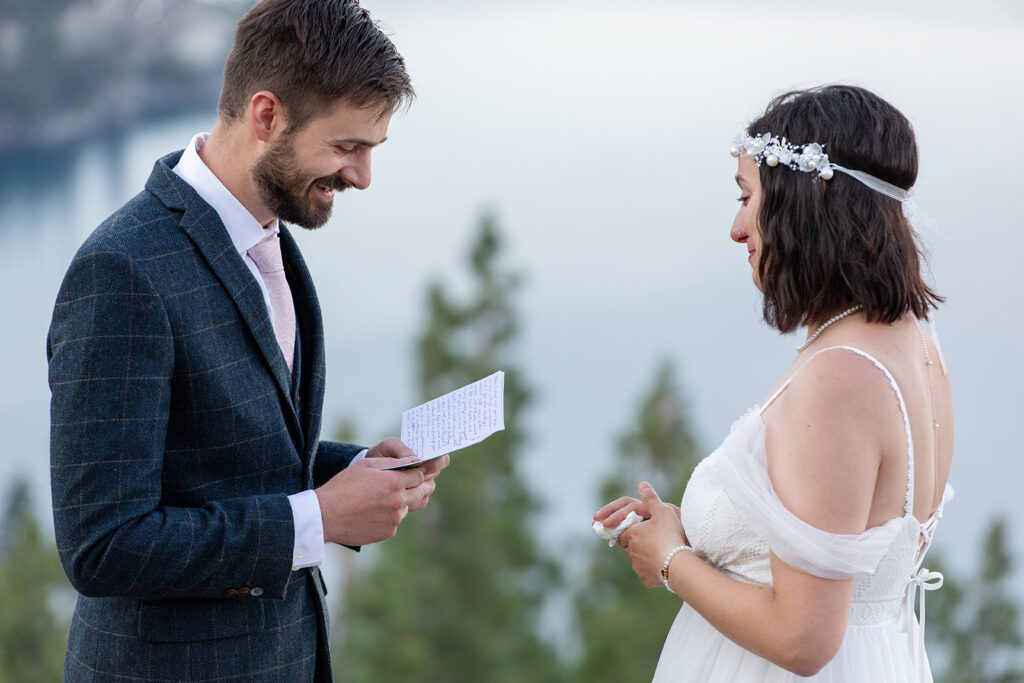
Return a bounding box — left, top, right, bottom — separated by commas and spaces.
339, 151, 372, 190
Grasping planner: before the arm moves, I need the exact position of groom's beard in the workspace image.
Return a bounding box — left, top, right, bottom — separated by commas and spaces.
251, 138, 351, 230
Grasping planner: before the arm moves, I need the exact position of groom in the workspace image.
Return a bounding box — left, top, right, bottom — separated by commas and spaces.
47, 1, 447, 680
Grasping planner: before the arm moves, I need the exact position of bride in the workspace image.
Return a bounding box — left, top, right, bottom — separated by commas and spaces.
595, 85, 953, 682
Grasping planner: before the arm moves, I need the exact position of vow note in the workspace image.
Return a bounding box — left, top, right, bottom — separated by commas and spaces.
390, 371, 505, 467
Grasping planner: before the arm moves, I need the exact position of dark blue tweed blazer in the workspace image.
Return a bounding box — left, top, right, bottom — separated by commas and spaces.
48, 151, 362, 682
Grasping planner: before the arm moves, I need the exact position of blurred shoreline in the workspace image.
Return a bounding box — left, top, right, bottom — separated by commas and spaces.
0, 0, 245, 156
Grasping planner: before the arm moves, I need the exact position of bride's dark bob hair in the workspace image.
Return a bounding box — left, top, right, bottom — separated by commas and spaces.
746, 85, 943, 334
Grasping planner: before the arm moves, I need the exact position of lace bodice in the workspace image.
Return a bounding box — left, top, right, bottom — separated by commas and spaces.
679, 346, 952, 627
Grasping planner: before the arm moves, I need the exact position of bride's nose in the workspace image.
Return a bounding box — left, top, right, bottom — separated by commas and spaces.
730, 217, 748, 243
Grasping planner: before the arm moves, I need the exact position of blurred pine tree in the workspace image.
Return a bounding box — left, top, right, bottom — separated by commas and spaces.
0, 480, 69, 682
335, 214, 563, 681
927, 518, 1024, 682
571, 361, 702, 683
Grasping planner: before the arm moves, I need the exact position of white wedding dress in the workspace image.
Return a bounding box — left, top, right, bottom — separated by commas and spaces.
653, 345, 952, 682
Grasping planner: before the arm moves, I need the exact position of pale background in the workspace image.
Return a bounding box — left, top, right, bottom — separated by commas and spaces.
1, 0, 1021, 612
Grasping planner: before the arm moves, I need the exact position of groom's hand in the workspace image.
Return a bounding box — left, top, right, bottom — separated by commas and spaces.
316, 439, 449, 546
315, 457, 419, 546
366, 437, 450, 511
407, 452, 450, 511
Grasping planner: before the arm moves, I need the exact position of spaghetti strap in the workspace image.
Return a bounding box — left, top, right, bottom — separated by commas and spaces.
758, 346, 916, 516
758, 381, 792, 413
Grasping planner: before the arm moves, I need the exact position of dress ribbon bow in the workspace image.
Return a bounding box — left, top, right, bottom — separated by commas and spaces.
902, 567, 944, 661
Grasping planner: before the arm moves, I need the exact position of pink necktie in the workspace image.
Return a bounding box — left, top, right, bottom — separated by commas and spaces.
248, 233, 296, 371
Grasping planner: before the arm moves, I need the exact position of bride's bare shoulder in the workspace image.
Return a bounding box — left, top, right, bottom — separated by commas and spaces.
763, 349, 901, 534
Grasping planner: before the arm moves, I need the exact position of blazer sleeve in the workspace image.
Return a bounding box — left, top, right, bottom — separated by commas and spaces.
48, 245, 295, 601
312, 440, 365, 488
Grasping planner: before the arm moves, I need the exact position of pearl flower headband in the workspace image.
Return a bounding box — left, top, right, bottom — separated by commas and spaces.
731, 132, 836, 179
730, 132, 918, 219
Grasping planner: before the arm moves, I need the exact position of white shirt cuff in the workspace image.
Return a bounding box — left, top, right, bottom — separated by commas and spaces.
287, 490, 325, 570
350, 448, 369, 465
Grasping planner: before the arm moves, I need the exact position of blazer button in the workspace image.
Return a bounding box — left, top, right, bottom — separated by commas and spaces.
224, 588, 238, 597
251, 587, 264, 597
238, 587, 251, 596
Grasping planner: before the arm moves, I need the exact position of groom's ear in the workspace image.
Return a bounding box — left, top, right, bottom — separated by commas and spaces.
249, 90, 286, 144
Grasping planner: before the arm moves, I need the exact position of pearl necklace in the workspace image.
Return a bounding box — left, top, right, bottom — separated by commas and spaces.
796, 305, 864, 352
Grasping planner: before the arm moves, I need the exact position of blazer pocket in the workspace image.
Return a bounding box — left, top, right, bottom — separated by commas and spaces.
138, 598, 266, 643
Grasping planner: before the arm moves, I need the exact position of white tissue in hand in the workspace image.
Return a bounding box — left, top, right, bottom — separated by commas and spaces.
592, 511, 644, 547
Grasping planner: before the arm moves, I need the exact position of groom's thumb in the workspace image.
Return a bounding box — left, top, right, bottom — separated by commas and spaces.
638, 481, 662, 507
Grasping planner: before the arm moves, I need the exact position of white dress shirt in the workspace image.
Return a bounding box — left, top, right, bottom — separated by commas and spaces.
172, 133, 339, 570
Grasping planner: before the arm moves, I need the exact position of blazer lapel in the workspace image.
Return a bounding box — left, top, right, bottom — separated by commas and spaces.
145, 153, 302, 439
280, 225, 326, 465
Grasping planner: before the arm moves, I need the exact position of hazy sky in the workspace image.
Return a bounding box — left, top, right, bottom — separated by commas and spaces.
2, 0, 1021, 602
319, 0, 1024, 571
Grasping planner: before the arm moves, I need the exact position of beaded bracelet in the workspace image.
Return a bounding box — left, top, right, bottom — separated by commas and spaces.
660, 544, 692, 594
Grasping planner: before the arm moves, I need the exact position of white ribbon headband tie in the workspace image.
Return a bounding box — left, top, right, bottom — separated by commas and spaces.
731, 132, 928, 224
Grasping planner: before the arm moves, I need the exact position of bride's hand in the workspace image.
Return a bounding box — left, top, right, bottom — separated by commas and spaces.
594, 494, 681, 530
619, 482, 688, 588
593, 495, 651, 529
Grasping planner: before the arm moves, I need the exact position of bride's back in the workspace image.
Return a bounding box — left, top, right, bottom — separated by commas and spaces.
764, 314, 953, 531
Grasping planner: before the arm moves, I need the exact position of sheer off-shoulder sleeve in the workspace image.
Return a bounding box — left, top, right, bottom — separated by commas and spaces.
714, 410, 904, 580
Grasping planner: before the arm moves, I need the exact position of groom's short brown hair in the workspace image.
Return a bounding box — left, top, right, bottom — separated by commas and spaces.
218, 0, 414, 130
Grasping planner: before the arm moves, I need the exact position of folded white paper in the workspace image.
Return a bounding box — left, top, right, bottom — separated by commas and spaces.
384, 371, 505, 469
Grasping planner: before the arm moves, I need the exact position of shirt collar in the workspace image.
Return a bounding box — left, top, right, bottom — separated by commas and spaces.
172, 133, 279, 254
